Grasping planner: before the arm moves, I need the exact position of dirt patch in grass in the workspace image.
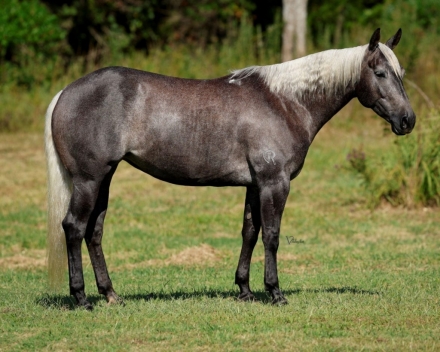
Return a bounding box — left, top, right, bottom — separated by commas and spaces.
0, 249, 46, 270
165, 243, 221, 265
115, 244, 224, 271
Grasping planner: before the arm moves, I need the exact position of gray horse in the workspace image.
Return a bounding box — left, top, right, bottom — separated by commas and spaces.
45, 28, 415, 310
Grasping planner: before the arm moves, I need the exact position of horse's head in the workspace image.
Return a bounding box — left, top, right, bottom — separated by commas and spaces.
356, 28, 416, 135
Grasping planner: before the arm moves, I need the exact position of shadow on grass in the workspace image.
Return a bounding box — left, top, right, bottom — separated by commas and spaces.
36, 294, 102, 310
36, 286, 380, 310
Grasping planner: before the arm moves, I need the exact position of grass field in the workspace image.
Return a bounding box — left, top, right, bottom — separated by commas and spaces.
0, 100, 439, 351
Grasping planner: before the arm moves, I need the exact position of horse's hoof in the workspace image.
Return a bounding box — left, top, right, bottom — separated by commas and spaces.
272, 296, 288, 306
75, 294, 93, 311
79, 301, 93, 311
237, 292, 258, 302
106, 292, 125, 306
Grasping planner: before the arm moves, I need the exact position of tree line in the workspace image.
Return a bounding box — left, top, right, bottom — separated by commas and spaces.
1, 0, 438, 82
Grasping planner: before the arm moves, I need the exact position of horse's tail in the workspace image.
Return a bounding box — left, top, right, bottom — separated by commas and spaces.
45, 90, 71, 289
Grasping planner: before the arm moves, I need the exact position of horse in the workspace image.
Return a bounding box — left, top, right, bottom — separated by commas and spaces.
45, 28, 415, 310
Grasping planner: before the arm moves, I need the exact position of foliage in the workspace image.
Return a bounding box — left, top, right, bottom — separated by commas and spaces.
308, 0, 440, 49
346, 145, 408, 207
400, 112, 440, 206
382, 0, 440, 32
159, 0, 255, 46
0, 0, 66, 87
0, 0, 65, 59
40, 0, 256, 57
1, 0, 440, 86
346, 109, 440, 208
42, 0, 162, 56
308, 0, 384, 48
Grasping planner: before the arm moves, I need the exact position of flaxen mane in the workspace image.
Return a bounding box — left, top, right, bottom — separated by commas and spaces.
229, 43, 403, 99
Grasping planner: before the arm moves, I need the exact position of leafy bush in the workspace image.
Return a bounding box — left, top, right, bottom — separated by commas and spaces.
0, 0, 66, 87
346, 109, 440, 207
0, 0, 65, 58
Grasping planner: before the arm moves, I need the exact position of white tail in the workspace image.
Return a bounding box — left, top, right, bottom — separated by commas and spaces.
45, 90, 72, 289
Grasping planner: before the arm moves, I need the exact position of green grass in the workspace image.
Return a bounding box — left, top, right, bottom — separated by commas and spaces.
0, 120, 439, 350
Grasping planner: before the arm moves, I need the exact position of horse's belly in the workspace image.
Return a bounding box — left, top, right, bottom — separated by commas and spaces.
124, 150, 252, 186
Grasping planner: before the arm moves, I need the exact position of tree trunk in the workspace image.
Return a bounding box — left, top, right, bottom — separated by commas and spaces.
282, 0, 308, 62
282, 0, 295, 62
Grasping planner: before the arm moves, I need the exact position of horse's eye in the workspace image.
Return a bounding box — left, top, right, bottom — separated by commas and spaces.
374, 70, 386, 78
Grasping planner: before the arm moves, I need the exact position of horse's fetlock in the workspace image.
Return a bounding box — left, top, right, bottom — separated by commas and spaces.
70, 285, 85, 297
235, 272, 249, 285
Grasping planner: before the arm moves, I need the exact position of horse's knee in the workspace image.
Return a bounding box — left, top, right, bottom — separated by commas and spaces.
262, 228, 280, 251
242, 225, 258, 244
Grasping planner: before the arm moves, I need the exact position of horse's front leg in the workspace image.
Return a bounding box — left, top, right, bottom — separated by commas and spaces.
259, 177, 290, 305
235, 186, 261, 301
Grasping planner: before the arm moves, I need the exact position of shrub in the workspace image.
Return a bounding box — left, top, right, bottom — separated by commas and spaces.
346, 109, 440, 207
0, 0, 66, 87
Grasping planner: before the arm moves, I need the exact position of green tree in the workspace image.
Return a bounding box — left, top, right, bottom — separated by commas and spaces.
0, 0, 66, 86
0, 0, 65, 63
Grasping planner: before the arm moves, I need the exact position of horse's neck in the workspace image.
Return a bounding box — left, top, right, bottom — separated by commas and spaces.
287, 87, 356, 142
262, 70, 358, 142
261, 47, 365, 138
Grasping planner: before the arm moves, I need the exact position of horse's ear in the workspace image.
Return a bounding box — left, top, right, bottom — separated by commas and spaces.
385, 28, 402, 50
369, 28, 381, 51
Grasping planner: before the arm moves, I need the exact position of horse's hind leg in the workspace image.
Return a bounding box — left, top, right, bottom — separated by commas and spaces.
84, 165, 123, 305
235, 186, 261, 301
63, 177, 103, 310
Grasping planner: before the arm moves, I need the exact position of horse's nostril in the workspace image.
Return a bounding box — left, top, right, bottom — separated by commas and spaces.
401, 115, 408, 130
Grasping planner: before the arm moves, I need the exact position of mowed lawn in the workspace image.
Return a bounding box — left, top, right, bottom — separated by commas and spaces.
0, 107, 439, 351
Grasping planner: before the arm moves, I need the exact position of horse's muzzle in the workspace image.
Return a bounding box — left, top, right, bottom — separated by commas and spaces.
391, 111, 416, 135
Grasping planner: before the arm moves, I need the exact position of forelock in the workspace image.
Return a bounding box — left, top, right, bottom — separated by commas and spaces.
378, 43, 403, 78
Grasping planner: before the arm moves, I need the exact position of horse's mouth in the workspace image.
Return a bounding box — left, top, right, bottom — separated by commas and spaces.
391, 118, 414, 135
391, 124, 406, 136
373, 107, 412, 135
